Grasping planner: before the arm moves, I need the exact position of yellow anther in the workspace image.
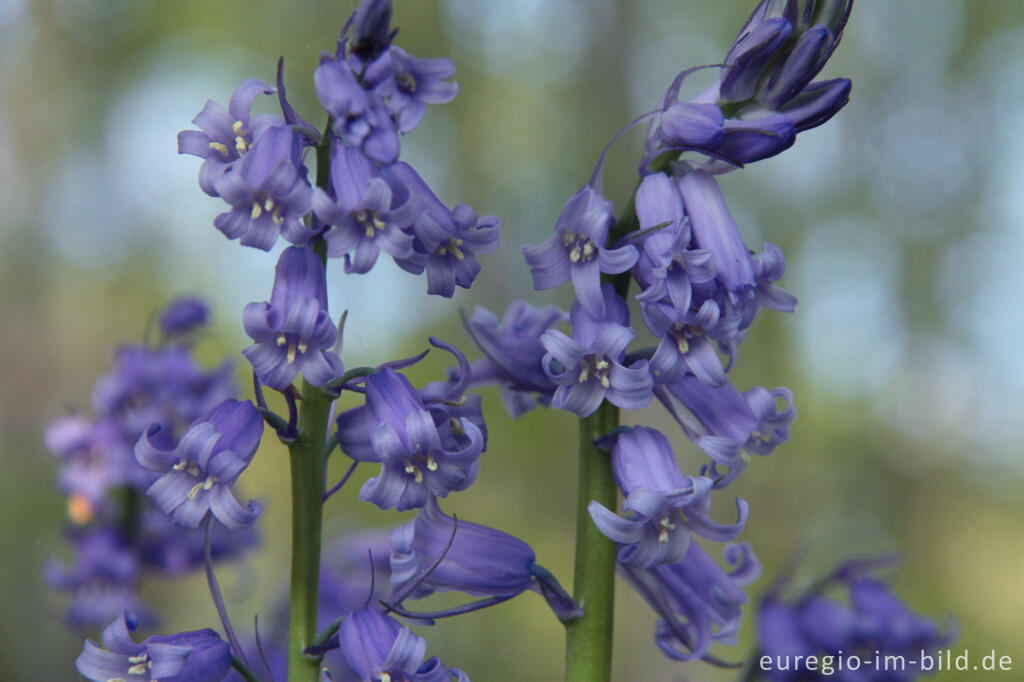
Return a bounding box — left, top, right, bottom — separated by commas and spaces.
202, 476, 216, 491
676, 335, 689, 355
251, 202, 263, 220
436, 246, 447, 256
578, 366, 590, 382
264, 197, 275, 212
581, 241, 595, 260
569, 245, 582, 263
208, 141, 230, 157
187, 482, 204, 500
600, 374, 611, 389
235, 136, 248, 154
373, 215, 386, 230
187, 462, 200, 477
595, 359, 609, 371
277, 334, 287, 346
272, 207, 284, 225
366, 225, 376, 238
127, 661, 149, 675
426, 453, 438, 471
232, 120, 245, 135
562, 231, 576, 247
297, 340, 308, 354
286, 344, 297, 364
658, 527, 670, 543
380, 673, 392, 682
128, 654, 148, 664
172, 459, 187, 471
446, 239, 465, 261
449, 417, 466, 436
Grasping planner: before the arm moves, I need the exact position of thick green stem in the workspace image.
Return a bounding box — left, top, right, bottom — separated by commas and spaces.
564, 402, 620, 682
286, 379, 333, 681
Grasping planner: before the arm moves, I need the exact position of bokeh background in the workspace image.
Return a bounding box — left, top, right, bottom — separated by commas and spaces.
2, 0, 1023, 679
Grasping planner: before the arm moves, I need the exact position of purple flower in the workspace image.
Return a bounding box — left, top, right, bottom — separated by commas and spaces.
76, 611, 231, 682
540, 284, 653, 417
461, 300, 568, 417
350, 0, 394, 61
621, 542, 761, 662
177, 78, 281, 196
338, 606, 468, 682
588, 427, 747, 568
383, 162, 500, 297
313, 145, 416, 273
158, 297, 210, 338
46, 415, 136, 510
522, 185, 638, 318
335, 358, 484, 511
210, 125, 315, 250
136, 507, 259, 575
243, 246, 344, 390
643, 298, 727, 387
390, 496, 582, 621
135, 399, 263, 529
661, 374, 795, 485
368, 46, 458, 134
315, 54, 400, 164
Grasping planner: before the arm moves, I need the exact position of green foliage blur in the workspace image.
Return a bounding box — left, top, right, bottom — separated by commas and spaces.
2, 0, 1023, 679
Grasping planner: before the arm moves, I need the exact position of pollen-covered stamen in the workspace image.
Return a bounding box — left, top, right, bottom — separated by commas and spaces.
172, 458, 187, 471
208, 141, 230, 157
436, 237, 465, 260
403, 460, 423, 484
202, 475, 217, 491
657, 513, 677, 543
251, 201, 263, 220
449, 416, 466, 437
232, 120, 248, 154
669, 323, 703, 354
187, 462, 201, 477
353, 208, 387, 238
578, 354, 612, 387
561, 230, 598, 264
395, 70, 417, 93
425, 452, 438, 471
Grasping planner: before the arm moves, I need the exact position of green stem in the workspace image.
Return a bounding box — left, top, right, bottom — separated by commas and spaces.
286, 116, 335, 682
564, 404, 620, 682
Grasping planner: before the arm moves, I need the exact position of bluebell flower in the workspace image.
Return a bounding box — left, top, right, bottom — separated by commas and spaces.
210, 125, 315, 250
522, 185, 638, 318
136, 507, 259, 575
315, 54, 400, 164
383, 162, 500, 297
335, 351, 484, 511
540, 284, 653, 417
350, 0, 394, 61
390, 496, 582, 621
620, 542, 761, 662
642, 298, 728, 387
757, 558, 953, 681
76, 611, 231, 682
135, 399, 263, 529
589, 427, 747, 568
661, 374, 795, 484
367, 46, 458, 134
177, 78, 281, 196
313, 145, 416, 273
461, 300, 568, 417
243, 246, 344, 390
46, 415, 136, 513
338, 606, 469, 682
158, 297, 210, 338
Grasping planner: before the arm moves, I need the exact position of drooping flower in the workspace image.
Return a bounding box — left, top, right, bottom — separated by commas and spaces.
210, 124, 315, 250
158, 297, 210, 338
367, 46, 459, 134
177, 78, 281, 196
522, 185, 638, 318
461, 300, 568, 417
540, 284, 653, 417
313, 144, 416, 273
349, 0, 394, 62
588, 427, 747, 568
315, 53, 400, 165
620, 542, 761, 662
76, 611, 231, 682
389, 496, 582, 621
135, 399, 263, 529
242, 246, 344, 390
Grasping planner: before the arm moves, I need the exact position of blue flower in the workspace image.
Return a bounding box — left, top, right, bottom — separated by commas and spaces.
368, 46, 458, 134
588, 427, 747, 568
522, 185, 638, 318
315, 54, 400, 165
243, 246, 344, 390
135, 399, 263, 529
540, 284, 653, 417
76, 611, 231, 682
158, 297, 210, 338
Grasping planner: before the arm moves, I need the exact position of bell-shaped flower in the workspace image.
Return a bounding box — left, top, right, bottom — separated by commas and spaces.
158, 297, 210, 338
243, 246, 344, 390
620, 542, 761, 662
383, 162, 500, 297
588, 427, 747, 568
541, 284, 653, 417
349, 0, 394, 62
643, 298, 727, 387
177, 78, 281, 196
461, 300, 568, 417
522, 185, 638, 318
76, 611, 231, 682
338, 606, 469, 682
390, 497, 582, 621
210, 125, 315, 250
313, 145, 416, 273
368, 46, 459, 134
135, 399, 263, 529
315, 54, 400, 164
719, 14, 793, 103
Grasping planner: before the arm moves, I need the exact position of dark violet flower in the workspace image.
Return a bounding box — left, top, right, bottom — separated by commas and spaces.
335, 361, 484, 511
522, 185, 638, 318
211, 125, 315, 250
313, 144, 415, 273
390, 496, 581, 621
719, 14, 793, 103
757, 559, 953, 682
621, 542, 761, 662
338, 606, 468, 682
461, 300, 568, 417
76, 611, 231, 682
540, 284, 653, 417
177, 78, 281, 196
369, 46, 458, 134
315, 54, 400, 164
135, 399, 263, 529
588, 427, 747, 568
383, 162, 500, 297
661, 374, 795, 485
159, 297, 210, 338
243, 246, 344, 390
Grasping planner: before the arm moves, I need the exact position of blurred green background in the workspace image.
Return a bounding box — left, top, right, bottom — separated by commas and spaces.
2, 0, 1023, 679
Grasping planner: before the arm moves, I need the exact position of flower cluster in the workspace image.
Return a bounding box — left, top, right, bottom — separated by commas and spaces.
44, 299, 258, 628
